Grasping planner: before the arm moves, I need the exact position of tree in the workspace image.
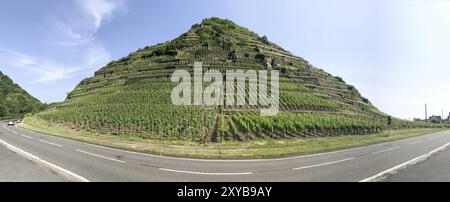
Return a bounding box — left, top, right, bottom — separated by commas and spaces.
387, 116, 392, 132
0, 102, 5, 117
259, 35, 269, 44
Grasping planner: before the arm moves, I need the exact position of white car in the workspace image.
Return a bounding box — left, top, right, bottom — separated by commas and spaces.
7, 121, 14, 126
17, 120, 21, 123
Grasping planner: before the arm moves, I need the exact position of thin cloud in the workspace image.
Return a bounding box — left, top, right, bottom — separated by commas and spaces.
0, 48, 78, 84
76, 0, 127, 32
0, 44, 111, 84
0, 0, 127, 84
53, 0, 127, 47
52, 20, 95, 47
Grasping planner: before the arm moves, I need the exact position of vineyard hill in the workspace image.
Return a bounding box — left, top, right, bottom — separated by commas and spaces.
33, 17, 418, 142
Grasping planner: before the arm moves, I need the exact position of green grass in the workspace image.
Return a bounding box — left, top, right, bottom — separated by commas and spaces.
20, 115, 448, 159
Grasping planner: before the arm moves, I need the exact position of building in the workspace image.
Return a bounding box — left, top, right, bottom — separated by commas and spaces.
428, 115, 442, 123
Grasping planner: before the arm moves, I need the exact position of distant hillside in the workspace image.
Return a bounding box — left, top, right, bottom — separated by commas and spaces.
32, 17, 426, 142
0, 71, 44, 118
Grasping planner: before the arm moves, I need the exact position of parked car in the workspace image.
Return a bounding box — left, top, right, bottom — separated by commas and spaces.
16, 120, 21, 123
7, 121, 14, 126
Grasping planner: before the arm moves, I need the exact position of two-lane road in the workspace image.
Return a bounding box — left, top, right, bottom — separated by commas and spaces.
0, 123, 449, 182
384, 147, 450, 182
0, 141, 65, 182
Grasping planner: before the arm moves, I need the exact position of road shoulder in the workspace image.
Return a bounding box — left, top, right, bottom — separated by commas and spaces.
383, 146, 450, 182
0, 141, 65, 182
19, 116, 449, 159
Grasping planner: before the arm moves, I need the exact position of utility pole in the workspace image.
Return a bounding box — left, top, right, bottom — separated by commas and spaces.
425, 103, 428, 125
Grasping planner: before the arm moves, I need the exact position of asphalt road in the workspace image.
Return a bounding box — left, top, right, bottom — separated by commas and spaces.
383, 148, 450, 182
0, 123, 449, 182
0, 139, 64, 182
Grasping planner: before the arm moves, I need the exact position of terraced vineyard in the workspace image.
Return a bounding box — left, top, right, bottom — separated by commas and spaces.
30, 17, 441, 143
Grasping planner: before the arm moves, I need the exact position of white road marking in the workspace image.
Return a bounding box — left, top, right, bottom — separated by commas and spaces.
20, 134, 33, 139
360, 142, 450, 182
409, 141, 423, 145
372, 146, 401, 155
292, 158, 355, 170
0, 138, 89, 182
9, 123, 392, 162
159, 168, 253, 176
10, 123, 450, 163
76, 149, 126, 164
39, 139, 63, 147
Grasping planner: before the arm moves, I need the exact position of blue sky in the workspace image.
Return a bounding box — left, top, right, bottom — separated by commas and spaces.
0, 0, 450, 119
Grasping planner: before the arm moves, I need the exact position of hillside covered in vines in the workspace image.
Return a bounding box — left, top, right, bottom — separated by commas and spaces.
32, 18, 437, 143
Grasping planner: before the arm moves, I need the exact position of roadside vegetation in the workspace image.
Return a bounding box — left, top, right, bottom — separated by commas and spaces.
20, 116, 447, 158
0, 71, 45, 119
